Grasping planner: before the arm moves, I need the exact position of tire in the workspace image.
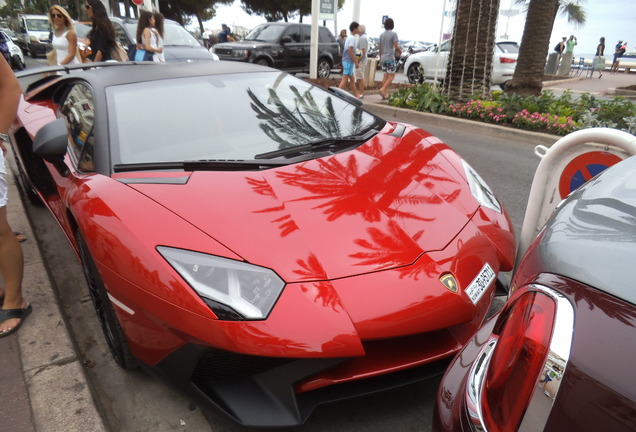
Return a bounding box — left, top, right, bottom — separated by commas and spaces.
11, 55, 24, 71
77, 231, 138, 370
254, 58, 269, 67
407, 63, 424, 84
317, 58, 332, 78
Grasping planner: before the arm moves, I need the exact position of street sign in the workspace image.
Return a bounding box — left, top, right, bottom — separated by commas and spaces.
319, 0, 336, 20
558, 152, 622, 199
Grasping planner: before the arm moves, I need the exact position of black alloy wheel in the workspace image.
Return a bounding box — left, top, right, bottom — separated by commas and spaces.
76, 231, 138, 370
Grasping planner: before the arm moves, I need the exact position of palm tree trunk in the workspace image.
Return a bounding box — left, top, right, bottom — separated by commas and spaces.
445, 0, 500, 102
504, 0, 560, 96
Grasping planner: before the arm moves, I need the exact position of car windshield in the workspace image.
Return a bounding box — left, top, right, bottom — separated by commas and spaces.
26, 18, 50, 32
122, 22, 201, 47
107, 71, 380, 165
244, 24, 285, 42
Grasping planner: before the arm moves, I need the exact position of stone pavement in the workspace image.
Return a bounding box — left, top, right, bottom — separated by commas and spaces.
2, 70, 633, 432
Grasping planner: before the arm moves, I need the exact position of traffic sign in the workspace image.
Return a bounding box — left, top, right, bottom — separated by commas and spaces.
558, 151, 622, 199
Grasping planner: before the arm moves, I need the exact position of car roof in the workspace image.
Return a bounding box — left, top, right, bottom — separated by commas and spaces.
24, 61, 273, 97
538, 155, 636, 304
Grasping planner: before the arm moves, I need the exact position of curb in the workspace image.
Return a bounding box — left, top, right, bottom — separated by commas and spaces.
362, 101, 560, 147
4, 146, 107, 432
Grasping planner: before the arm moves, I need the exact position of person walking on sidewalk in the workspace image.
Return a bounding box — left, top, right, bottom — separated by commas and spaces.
611, 40, 626, 73
378, 17, 401, 100
355, 24, 369, 97
338, 21, 362, 99
590, 37, 605, 78
0, 55, 32, 338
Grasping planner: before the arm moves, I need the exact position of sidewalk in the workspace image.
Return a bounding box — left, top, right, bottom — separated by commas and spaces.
2, 147, 107, 432
3, 70, 633, 432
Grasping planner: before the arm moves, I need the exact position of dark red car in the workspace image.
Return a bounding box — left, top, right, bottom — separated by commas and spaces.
434, 155, 636, 432
10, 61, 515, 427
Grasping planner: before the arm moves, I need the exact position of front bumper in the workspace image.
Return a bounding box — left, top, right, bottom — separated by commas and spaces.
145, 342, 452, 427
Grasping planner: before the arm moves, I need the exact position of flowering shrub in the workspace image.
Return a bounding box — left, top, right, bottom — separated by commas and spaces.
511, 110, 576, 135
389, 84, 634, 136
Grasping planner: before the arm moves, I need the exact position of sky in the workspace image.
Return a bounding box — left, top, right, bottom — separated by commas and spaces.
198, 0, 635, 59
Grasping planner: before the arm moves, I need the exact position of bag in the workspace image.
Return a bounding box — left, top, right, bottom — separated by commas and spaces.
553, 43, 561, 53
110, 42, 128, 62
127, 44, 153, 62
593, 56, 606, 71
46, 48, 57, 66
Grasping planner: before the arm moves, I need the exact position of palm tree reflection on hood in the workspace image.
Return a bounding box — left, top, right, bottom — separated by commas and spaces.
246, 84, 462, 285
247, 85, 365, 148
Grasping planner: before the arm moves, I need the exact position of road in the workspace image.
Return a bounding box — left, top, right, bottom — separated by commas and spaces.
20, 55, 540, 431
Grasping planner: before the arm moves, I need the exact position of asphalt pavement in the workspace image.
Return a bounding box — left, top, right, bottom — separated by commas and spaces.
2, 69, 633, 432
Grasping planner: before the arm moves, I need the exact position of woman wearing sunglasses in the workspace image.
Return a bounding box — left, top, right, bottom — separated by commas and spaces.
48, 5, 81, 65
85, 0, 116, 62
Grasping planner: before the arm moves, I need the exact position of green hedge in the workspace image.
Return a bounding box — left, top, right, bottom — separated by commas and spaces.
387, 84, 636, 136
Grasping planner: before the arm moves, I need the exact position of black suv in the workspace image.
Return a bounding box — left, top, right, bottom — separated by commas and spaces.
213, 22, 341, 78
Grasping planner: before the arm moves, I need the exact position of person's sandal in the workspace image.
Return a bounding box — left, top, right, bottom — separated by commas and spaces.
0, 303, 33, 338
14, 232, 26, 243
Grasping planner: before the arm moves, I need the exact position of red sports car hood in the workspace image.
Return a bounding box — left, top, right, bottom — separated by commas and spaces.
126, 127, 479, 282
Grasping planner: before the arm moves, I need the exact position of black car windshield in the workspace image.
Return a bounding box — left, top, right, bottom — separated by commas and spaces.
107, 71, 381, 165
244, 24, 285, 42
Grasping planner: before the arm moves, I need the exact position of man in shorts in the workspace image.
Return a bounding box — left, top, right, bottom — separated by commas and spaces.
338, 21, 362, 99
0, 55, 31, 337
378, 18, 401, 100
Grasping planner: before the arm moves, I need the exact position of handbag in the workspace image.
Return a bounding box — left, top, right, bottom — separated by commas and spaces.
46, 48, 57, 66
593, 56, 606, 71
128, 44, 152, 61
110, 42, 128, 62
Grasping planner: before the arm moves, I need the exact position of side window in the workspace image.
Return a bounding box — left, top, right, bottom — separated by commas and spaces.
301, 25, 310, 42
319, 27, 335, 43
59, 83, 95, 172
440, 40, 452, 52
113, 23, 129, 45
284, 25, 301, 43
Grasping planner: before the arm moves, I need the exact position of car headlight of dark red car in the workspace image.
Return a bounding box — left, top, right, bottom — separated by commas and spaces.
158, 246, 285, 320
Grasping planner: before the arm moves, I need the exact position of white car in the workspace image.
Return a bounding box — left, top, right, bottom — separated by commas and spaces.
0, 30, 25, 70
404, 39, 519, 88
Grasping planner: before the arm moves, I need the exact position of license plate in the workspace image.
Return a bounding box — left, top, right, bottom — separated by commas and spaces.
465, 263, 496, 304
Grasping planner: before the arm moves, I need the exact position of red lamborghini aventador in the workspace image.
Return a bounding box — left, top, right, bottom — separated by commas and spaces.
9, 61, 515, 426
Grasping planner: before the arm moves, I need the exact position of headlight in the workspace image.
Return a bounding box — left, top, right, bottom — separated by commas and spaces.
157, 246, 285, 320
462, 160, 502, 213
10, 45, 20, 55
233, 49, 249, 59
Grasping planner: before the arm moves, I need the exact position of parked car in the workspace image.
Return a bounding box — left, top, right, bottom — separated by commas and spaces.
404, 39, 519, 88
213, 22, 341, 78
434, 155, 636, 432
75, 17, 215, 62
0, 27, 19, 44
11, 61, 514, 427
0, 29, 25, 70
16, 14, 51, 58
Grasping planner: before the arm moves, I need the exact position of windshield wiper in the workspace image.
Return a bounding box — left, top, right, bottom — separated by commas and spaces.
113, 159, 289, 173
254, 129, 379, 160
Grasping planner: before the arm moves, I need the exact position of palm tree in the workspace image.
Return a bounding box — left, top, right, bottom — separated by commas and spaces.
444, 0, 502, 102
505, 0, 586, 96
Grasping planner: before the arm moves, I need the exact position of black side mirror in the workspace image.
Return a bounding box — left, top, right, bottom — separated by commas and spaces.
33, 118, 70, 176
281, 36, 293, 44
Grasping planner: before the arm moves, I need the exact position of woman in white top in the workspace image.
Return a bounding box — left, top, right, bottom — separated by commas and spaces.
48, 5, 80, 65
152, 11, 165, 62
136, 11, 163, 62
